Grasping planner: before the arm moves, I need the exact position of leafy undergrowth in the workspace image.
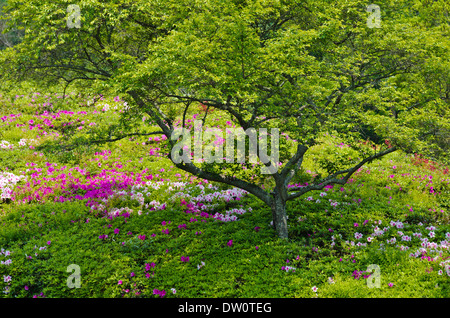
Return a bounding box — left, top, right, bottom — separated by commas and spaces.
0, 91, 449, 298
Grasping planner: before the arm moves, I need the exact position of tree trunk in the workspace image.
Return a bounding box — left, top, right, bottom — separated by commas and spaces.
271, 191, 288, 239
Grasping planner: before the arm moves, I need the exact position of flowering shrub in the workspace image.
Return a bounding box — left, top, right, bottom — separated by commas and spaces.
0, 172, 26, 200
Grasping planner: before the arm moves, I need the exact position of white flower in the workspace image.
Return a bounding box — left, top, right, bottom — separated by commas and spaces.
429, 231, 435, 238
427, 242, 438, 249
311, 286, 318, 293
387, 237, 396, 244
282, 266, 296, 272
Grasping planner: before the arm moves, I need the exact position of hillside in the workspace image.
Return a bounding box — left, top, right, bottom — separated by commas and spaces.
0, 91, 449, 298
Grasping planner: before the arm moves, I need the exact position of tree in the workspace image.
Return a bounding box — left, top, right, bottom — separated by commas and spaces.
1, 0, 449, 238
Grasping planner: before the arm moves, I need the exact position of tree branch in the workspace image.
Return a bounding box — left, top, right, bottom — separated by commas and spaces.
173, 160, 272, 206
286, 146, 397, 200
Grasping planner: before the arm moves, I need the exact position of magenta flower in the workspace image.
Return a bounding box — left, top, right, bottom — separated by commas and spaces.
145, 262, 156, 271
181, 256, 189, 262
388, 282, 394, 287
130, 272, 135, 277
118, 280, 123, 285
227, 240, 233, 247
153, 289, 166, 298
114, 228, 120, 234
138, 235, 146, 240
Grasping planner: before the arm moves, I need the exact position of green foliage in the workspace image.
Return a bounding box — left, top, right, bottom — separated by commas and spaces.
0, 0, 449, 298
1, 135, 449, 297
1, 0, 449, 165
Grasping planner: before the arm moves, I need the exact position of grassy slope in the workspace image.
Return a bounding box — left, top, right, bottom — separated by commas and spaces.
0, 91, 449, 298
